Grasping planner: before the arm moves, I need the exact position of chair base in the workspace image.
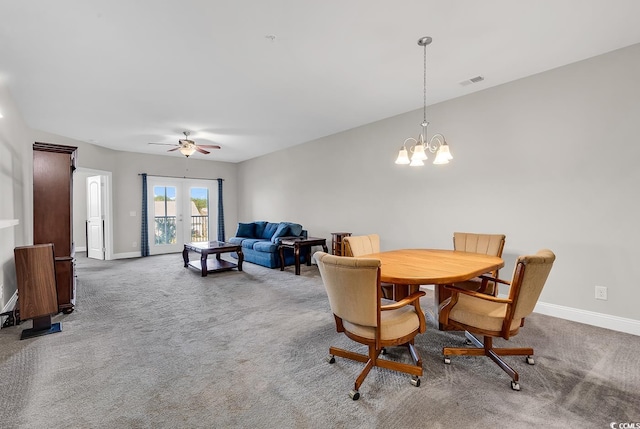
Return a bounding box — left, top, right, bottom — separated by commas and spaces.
443, 331, 534, 388
329, 342, 422, 399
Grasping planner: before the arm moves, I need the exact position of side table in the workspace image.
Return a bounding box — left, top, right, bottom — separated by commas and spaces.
279, 237, 328, 275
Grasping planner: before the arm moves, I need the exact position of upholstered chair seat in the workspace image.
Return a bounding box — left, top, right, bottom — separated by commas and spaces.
343, 299, 422, 341
444, 293, 521, 333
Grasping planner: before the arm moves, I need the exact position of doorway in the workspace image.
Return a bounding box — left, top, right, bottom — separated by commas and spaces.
147, 177, 217, 255
73, 168, 113, 260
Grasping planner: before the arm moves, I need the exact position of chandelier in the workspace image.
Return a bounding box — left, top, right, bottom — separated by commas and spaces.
395, 36, 453, 166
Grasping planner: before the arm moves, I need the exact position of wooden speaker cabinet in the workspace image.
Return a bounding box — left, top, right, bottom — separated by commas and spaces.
14, 244, 62, 339
33, 142, 77, 314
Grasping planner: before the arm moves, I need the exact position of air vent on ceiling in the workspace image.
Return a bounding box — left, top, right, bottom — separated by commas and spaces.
459, 75, 485, 86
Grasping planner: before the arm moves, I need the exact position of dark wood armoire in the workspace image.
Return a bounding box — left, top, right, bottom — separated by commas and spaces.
33, 142, 77, 314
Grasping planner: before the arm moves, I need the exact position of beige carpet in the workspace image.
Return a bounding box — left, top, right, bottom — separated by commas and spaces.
0, 253, 639, 428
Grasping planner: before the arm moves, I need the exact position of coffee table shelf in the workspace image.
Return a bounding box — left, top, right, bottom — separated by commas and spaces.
186, 258, 238, 274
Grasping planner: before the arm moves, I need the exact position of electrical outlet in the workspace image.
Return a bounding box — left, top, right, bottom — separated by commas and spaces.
132, 241, 137, 248
595, 285, 608, 300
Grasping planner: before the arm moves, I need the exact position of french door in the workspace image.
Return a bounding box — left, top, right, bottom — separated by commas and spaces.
147, 177, 217, 255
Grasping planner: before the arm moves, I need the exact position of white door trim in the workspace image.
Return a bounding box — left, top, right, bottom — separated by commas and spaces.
75, 167, 113, 260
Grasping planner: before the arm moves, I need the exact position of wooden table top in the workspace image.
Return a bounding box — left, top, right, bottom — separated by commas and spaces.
361, 249, 504, 285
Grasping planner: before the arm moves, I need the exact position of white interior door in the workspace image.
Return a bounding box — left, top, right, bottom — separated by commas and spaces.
86, 175, 105, 260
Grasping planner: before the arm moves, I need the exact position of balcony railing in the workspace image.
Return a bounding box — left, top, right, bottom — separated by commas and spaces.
190, 215, 208, 242
154, 215, 209, 244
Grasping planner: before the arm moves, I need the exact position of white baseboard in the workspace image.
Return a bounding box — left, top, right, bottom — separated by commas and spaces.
534, 301, 640, 336
112, 251, 140, 259
1, 290, 18, 329
76, 246, 87, 252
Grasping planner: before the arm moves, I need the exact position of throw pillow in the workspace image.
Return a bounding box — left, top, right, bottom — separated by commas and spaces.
235, 222, 255, 238
262, 222, 279, 239
271, 223, 291, 243
254, 221, 268, 238
287, 223, 303, 237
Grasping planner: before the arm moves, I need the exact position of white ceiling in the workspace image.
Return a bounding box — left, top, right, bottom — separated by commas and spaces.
1, 1, 640, 163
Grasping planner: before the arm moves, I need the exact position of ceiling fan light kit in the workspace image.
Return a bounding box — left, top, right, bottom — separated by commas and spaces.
148, 131, 221, 158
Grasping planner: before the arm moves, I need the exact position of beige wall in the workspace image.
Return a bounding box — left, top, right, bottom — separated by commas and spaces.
238, 43, 640, 324
0, 84, 31, 311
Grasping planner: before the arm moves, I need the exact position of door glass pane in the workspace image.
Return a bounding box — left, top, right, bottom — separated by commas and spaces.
154, 186, 177, 245
189, 187, 209, 242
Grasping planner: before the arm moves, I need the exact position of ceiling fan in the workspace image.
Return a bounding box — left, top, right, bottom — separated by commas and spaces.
149, 131, 221, 157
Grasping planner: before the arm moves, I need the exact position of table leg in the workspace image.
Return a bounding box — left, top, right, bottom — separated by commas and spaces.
294, 245, 301, 275
183, 246, 189, 267
279, 246, 285, 271
435, 284, 453, 330
393, 283, 410, 301
305, 245, 312, 267
237, 248, 244, 272
200, 251, 208, 277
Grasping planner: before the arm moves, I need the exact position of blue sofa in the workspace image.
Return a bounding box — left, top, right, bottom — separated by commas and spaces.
229, 221, 307, 269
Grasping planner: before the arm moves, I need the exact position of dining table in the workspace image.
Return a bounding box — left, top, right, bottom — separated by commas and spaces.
361, 249, 504, 329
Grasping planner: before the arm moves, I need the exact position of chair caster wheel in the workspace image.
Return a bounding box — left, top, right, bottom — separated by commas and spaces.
526, 355, 535, 365
511, 381, 520, 391
410, 377, 421, 387
327, 355, 335, 364
349, 390, 360, 400
444, 357, 451, 364
381, 348, 387, 355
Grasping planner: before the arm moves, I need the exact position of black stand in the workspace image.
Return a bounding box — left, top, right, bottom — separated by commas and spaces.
20, 315, 62, 340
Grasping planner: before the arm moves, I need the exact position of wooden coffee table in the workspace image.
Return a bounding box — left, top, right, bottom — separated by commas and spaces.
183, 241, 243, 277
279, 236, 328, 275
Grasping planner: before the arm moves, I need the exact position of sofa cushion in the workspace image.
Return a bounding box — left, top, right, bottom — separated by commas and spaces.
241, 238, 262, 250
253, 240, 278, 253
254, 221, 268, 238
271, 223, 291, 243
262, 222, 279, 239
228, 237, 245, 245
235, 222, 255, 238
287, 223, 303, 237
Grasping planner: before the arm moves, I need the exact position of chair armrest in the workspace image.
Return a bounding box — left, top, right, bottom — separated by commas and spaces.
443, 284, 512, 304
478, 274, 511, 286
381, 291, 426, 311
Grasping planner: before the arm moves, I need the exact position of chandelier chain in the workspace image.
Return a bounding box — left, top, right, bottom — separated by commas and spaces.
423, 41, 427, 125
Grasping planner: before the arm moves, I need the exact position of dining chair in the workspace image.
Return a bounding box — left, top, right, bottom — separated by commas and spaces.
314, 251, 426, 400
439, 249, 555, 390
343, 234, 394, 299
453, 232, 506, 296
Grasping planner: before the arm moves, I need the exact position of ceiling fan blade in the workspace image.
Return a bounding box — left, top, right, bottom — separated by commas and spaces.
194, 146, 210, 155
167, 147, 180, 152
197, 144, 221, 149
